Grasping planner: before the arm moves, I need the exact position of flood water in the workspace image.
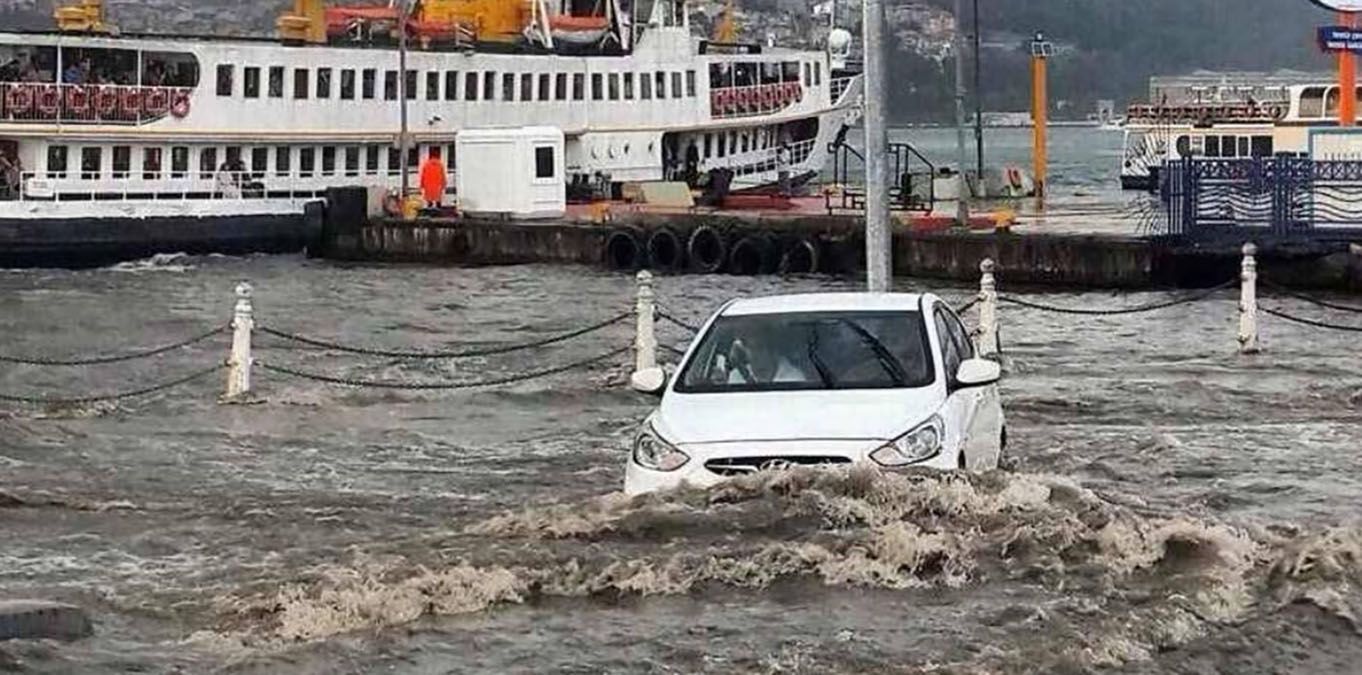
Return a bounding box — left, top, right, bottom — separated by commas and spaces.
2, 249, 1361, 673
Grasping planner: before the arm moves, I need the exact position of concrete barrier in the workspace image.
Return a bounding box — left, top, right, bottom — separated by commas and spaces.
0, 600, 92, 641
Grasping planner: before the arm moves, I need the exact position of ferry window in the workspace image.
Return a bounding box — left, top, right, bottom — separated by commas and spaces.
641, 72, 652, 100
446, 144, 456, 169
244, 67, 260, 98
445, 71, 459, 100
573, 73, 585, 100
591, 73, 603, 100
140, 50, 199, 87
623, 72, 634, 99
740, 133, 748, 152
317, 68, 332, 98
275, 146, 291, 176
321, 147, 336, 176
782, 62, 799, 82
426, 72, 439, 101
80, 147, 102, 180
387, 147, 401, 174
341, 69, 356, 99
361, 69, 376, 99
503, 73, 516, 101
384, 70, 398, 100
199, 148, 217, 179
251, 147, 268, 176
405, 70, 417, 100
365, 146, 380, 174
143, 148, 163, 180
226, 147, 242, 166
717, 134, 726, 158
729, 131, 737, 154
655, 71, 666, 98
814, 62, 821, 85
608, 73, 619, 101
1326, 87, 1341, 118
268, 66, 284, 98
804, 62, 811, 85
112, 146, 131, 179
672, 72, 682, 99
535, 146, 554, 179
555, 73, 567, 101
520, 73, 533, 101
1219, 135, 1237, 158
538, 73, 550, 101
45, 146, 68, 179
1238, 137, 1250, 158
293, 68, 309, 100
407, 147, 419, 168
1251, 136, 1273, 157
299, 147, 315, 177
1175, 136, 1191, 157
171, 146, 189, 178
344, 147, 359, 177
703, 134, 712, 159
465, 72, 479, 101
216, 64, 233, 96
484, 72, 496, 100
1204, 135, 1220, 158
686, 70, 696, 97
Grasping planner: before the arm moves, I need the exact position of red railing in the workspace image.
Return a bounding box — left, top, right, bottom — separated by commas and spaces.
0, 83, 193, 124
710, 82, 804, 119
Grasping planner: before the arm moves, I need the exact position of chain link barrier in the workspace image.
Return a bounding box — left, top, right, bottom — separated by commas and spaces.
0, 324, 229, 367
997, 278, 1237, 316
0, 363, 226, 405
954, 298, 979, 314
256, 313, 630, 359
656, 310, 701, 334
1261, 279, 1362, 314
1261, 307, 1362, 333
256, 346, 631, 390
660, 343, 688, 357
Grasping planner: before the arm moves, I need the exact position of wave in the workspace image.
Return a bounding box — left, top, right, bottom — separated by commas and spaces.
106, 252, 194, 273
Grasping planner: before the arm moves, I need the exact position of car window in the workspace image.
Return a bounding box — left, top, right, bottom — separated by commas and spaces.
675, 311, 934, 393
933, 309, 963, 381
942, 307, 974, 361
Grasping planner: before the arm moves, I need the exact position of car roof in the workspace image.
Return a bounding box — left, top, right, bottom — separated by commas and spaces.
720, 292, 929, 317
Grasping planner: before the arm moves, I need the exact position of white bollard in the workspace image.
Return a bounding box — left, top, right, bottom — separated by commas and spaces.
225, 282, 254, 399
634, 270, 658, 375
977, 258, 1000, 358
1239, 242, 1259, 354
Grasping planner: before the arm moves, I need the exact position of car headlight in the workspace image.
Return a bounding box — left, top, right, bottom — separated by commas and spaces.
870, 415, 944, 467
632, 426, 690, 472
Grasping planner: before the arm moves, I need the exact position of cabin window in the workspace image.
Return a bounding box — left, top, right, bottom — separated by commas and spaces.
407, 146, 419, 168
1204, 136, 1221, 158
142, 148, 162, 180
1175, 136, 1191, 157
340, 69, 355, 99
608, 73, 619, 101
641, 72, 652, 99
268, 66, 284, 98
426, 72, 439, 101
760, 63, 779, 85
655, 71, 666, 98
80, 147, 102, 180
384, 70, 398, 100
782, 62, 799, 82
703, 134, 712, 158
804, 62, 811, 85
503, 73, 516, 101
555, 73, 567, 100
814, 62, 821, 85
226, 147, 242, 166
484, 72, 496, 100
591, 73, 603, 100
535, 146, 555, 179
275, 146, 291, 176
344, 147, 359, 177
1326, 87, 1341, 118
317, 68, 332, 98
572, 73, 585, 100
729, 132, 737, 154
1238, 137, 1250, 158
248, 147, 267, 177
321, 147, 336, 176
520, 73, 533, 101
199, 148, 217, 179
623, 72, 634, 99
244, 67, 260, 98
465, 72, 478, 101
138, 50, 198, 87
538, 73, 550, 101
446, 144, 457, 170
445, 71, 459, 100
405, 69, 417, 100
1219, 135, 1237, 158
216, 64, 233, 96
171, 146, 189, 178
387, 147, 401, 174
716, 134, 726, 158
293, 68, 309, 100
671, 72, 682, 99
1251, 136, 1273, 157
686, 70, 696, 97
299, 148, 316, 177
365, 146, 380, 174
112, 146, 131, 179
361, 69, 376, 99
45, 146, 68, 179
740, 133, 748, 153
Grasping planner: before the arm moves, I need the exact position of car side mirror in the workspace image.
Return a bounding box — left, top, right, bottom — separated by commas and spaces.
956, 358, 1001, 388
630, 366, 668, 396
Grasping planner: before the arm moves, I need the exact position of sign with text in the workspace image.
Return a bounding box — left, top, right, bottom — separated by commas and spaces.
1310, 0, 1362, 11
1319, 25, 1362, 51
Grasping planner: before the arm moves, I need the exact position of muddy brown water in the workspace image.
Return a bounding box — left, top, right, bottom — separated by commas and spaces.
1, 254, 1360, 674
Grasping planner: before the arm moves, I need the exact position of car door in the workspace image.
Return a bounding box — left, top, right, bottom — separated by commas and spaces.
939, 305, 1003, 469
931, 306, 973, 468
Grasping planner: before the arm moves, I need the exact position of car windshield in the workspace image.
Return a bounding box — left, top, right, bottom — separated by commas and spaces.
674, 310, 934, 393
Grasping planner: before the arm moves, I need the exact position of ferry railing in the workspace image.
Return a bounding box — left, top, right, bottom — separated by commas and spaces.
710, 82, 805, 119
0, 83, 193, 125
725, 138, 817, 178
10, 171, 326, 203
830, 77, 856, 106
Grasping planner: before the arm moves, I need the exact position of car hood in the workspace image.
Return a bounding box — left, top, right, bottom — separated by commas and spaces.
654, 388, 943, 445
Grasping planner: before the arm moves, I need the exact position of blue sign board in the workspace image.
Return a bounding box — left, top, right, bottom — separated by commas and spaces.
1320, 25, 1362, 51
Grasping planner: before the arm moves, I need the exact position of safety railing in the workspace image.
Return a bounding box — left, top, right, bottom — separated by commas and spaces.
830, 76, 855, 106
0, 83, 194, 124
710, 82, 804, 119
10, 171, 327, 203
726, 138, 817, 179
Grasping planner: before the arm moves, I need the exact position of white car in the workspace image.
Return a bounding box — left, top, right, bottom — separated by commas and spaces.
625, 292, 1005, 495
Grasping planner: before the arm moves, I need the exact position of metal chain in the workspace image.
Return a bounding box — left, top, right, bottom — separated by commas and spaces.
257, 346, 631, 390
1261, 307, 1362, 333
660, 343, 688, 357
256, 313, 630, 359
0, 324, 229, 367
656, 310, 701, 333
1261, 279, 1362, 314
0, 362, 226, 405
954, 299, 979, 314
997, 279, 1236, 316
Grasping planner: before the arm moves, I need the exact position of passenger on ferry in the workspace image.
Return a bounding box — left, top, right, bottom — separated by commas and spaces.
776, 144, 791, 196
62, 58, 92, 84
420, 148, 447, 208
0, 154, 21, 201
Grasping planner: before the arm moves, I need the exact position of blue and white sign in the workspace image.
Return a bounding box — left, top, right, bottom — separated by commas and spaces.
1319, 25, 1362, 51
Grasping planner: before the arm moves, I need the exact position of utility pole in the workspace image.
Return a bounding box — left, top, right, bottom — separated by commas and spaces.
863, 0, 891, 291
972, 0, 984, 179
398, 0, 411, 201
952, 0, 971, 227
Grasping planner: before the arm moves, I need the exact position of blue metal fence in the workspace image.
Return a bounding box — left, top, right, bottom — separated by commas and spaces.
1162, 157, 1362, 239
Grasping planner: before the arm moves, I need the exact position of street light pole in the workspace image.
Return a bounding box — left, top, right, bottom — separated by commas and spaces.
863, 0, 891, 291
952, 0, 971, 226
972, 0, 984, 179
398, 0, 411, 201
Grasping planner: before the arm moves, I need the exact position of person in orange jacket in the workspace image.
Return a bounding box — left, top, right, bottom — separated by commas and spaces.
419, 148, 447, 209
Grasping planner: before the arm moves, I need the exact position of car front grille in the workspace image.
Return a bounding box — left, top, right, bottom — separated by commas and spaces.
704, 455, 853, 477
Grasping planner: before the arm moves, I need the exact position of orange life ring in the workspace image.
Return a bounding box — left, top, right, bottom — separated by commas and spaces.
35, 85, 60, 115
119, 87, 141, 117
65, 86, 90, 115
4, 84, 34, 115
143, 87, 169, 115
170, 90, 190, 118
94, 86, 118, 117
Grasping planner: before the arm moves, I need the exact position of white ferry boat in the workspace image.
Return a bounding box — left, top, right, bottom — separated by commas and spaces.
0, 0, 863, 265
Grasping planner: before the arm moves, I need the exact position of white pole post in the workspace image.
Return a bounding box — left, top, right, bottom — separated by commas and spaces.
226, 282, 254, 399
977, 258, 999, 357
862, 0, 892, 292
634, 270, 658, 374
1239, 242, 1259, 354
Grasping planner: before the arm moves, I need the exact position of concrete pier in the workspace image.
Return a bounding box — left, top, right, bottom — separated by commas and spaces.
0, 600, 92, 641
